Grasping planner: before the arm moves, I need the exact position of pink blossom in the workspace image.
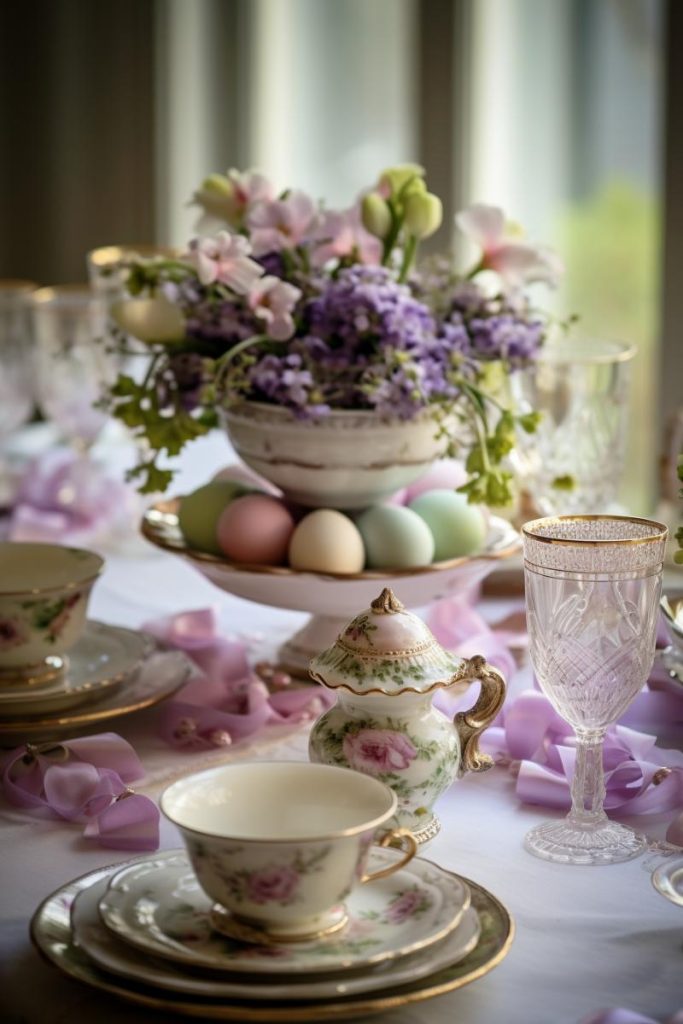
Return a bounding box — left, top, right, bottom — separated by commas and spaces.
248, 276, 302, 341
187, 232, 264, 294
343, 729, 417, 775
0, 618, 27, 650
228, 169, 276, 210
246, 865, 299, 904
247, 191, 318, 257
311, 206, 382, 267
193, 170, 276, 231
384, 888, 426, 924
456, 203, 563, 288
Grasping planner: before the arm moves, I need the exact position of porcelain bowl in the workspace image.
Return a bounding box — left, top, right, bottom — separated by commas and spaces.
0, 542, 103, 680
222, 402, 454, 509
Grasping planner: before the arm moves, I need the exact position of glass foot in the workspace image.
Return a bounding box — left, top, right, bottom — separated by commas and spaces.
524, 818, 647, 866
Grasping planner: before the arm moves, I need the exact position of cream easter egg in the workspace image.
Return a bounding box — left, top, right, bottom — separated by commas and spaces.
356, 505, 435, 569
178, 480, 251, 555
409, 489, 487, 561
288, 509, 365, 574
217, 494, 295, 564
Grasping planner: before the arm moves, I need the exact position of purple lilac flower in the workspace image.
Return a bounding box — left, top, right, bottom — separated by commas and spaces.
468, 314, 544, 363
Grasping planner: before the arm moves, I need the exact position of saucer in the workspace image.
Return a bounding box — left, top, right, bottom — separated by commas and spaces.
98, 848, 470, 974
0, 647, 192, 745
651, 856, 683, 907
0, 622, 154, 717
72, 870, 480, 1001
32, 861, 513, 1022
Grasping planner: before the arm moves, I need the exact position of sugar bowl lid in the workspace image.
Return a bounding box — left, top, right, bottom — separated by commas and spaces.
308, 588, 468, 696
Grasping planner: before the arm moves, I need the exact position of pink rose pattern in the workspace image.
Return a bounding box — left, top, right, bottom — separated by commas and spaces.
0, 618, 27, 650
343, 729, 417, 776
384, 887, 430, 924
246, 865, 300, 904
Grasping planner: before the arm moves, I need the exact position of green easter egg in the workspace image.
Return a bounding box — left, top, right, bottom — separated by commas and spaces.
356, 505, 435, 569
408, 489, 486, 561
178, 480, 252, 554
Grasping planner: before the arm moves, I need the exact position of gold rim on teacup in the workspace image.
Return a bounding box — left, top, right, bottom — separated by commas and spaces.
522, 514, 668, 548
0, 655, 67, 690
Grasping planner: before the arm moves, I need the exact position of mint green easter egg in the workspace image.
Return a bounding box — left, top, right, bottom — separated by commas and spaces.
408, 489, 486, 561
356, 505, 435, 569
178, 480, 252, 555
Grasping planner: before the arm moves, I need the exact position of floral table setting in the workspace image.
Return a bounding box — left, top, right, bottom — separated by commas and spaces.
0, 165, 682, 1024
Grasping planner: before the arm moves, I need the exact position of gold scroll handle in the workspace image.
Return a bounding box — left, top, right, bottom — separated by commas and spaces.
454, 654, 506, 775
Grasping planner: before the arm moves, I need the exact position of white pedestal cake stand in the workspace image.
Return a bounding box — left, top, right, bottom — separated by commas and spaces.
141, 499, 521, 675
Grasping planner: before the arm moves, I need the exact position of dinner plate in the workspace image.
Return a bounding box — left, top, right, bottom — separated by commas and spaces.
651, 856, 683, 907
0, 621, 154, 716
31, 861, 513, 1022
72, 871, 480, 1000
98, 848, 470, 974
0, 647, 192, 745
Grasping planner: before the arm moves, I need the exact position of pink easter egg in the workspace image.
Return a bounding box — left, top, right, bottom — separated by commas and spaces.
383, 488, 409, 506
216, 494, 295, 565
404, 460, 469, 503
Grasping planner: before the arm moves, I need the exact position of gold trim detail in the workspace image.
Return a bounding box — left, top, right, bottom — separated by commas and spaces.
455, 656, 507, 774
210, 905, 349, 945
308, 660, 476, 699
370, 588, 404, 614
332, 634, 436, 660
360, 828, 418, 883
522, 514, 668, 547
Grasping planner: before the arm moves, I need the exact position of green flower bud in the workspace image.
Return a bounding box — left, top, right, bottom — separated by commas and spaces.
402, 192, 443, 239
361, 193, 392, 239
111, 297, 186, 344
378, 163, 425, 197
194, 174, 238, 221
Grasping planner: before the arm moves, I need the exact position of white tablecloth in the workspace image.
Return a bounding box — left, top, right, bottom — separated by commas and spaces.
1, 435, 682, 1023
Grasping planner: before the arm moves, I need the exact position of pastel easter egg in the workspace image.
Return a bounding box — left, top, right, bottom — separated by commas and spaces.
403, 460, 469, 503
217, 494, 295, 564
356, 505, 435, 569
178, 480, 251, 555
288, 509, 365, 574
383, 487, 409, 506
408, 489, 487, 561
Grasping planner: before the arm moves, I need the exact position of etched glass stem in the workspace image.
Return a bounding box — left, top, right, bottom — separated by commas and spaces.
569, 729, 607, 827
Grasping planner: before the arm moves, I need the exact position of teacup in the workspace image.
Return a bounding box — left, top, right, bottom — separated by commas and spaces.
0, 542, 104, 686
160, 761, 417, 943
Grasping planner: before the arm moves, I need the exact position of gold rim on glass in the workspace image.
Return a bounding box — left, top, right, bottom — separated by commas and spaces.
536, 339, 636, 364
522, 514, 668, 547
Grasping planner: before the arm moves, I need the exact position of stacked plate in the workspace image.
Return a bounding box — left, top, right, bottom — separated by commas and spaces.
0, 621, 192, 745
31, 847, 514, 1021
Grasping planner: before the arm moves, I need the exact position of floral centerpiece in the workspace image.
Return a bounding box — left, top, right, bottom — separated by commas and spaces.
105, 164, 563, 505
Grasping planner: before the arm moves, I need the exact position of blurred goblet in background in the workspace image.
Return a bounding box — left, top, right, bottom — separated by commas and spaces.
87, 243, 180, 299
510, 339, 635, 515
31, 286, 113, 449
0, 280, 38, 502
523, 514, 667, 865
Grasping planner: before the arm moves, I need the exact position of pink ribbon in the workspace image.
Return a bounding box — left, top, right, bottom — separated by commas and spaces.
1, 733, 159, 851
144, 608, 333, 751
8, 447, 138, 546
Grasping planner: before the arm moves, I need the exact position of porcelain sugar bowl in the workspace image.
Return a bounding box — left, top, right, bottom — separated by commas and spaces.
308, 588, 506, 844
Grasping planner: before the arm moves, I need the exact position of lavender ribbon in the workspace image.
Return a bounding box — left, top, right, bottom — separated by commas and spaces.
143, 608, 332, 750
428, 596, 683, 839
1, 733, 159, 851
8, 448, 138, 546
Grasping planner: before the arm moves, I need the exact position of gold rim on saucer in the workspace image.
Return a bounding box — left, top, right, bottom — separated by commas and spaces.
209, 904, 349, 945
31, 863, 514, 1021
0, 655, 67, 690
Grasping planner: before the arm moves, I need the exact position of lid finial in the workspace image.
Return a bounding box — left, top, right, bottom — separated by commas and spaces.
370, 588, 405, 615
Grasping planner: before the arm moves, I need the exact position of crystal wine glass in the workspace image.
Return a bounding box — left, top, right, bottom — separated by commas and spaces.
522, 514, 667, 865
510, 339, 635, 514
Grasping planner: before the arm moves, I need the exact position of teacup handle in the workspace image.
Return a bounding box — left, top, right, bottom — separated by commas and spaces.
360, 828, 418, 884
454, 654, 506, 776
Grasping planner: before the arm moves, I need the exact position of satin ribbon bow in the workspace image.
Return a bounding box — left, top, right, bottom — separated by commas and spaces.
143, 608, 333, 751
1, 733, 159, 851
